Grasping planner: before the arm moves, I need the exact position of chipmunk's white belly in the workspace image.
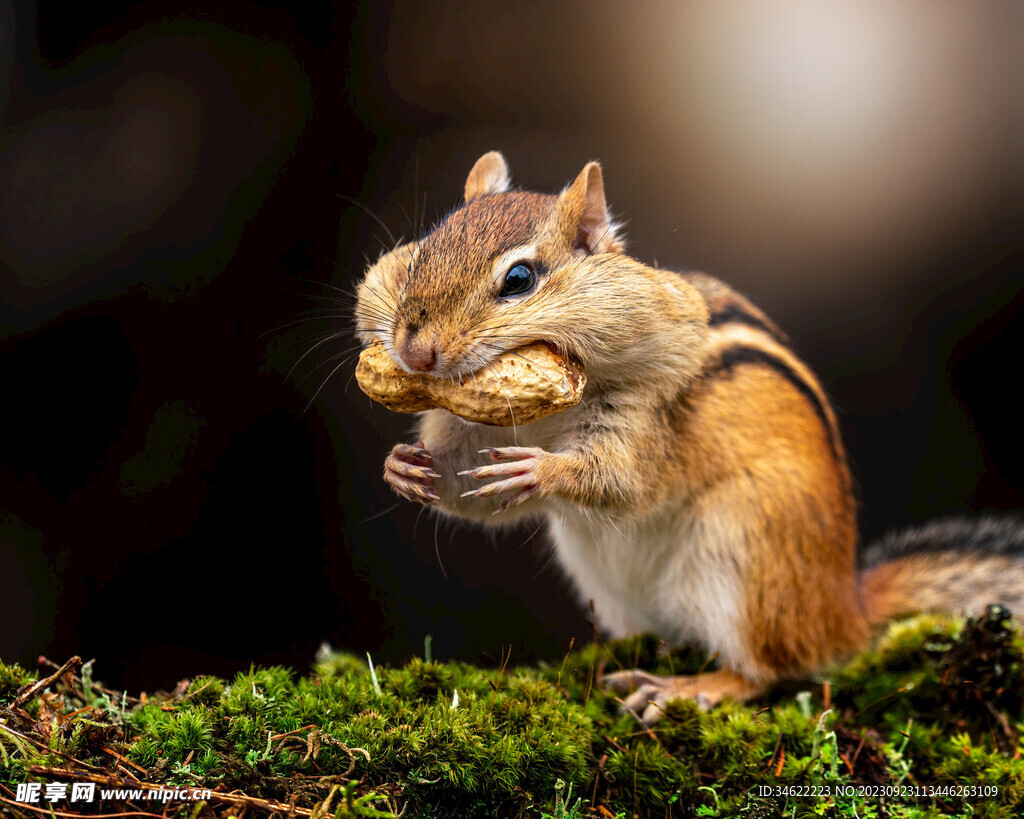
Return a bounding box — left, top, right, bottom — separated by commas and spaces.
546, 504, 748, 669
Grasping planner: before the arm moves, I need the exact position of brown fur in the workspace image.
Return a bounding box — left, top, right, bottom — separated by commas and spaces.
672, 358, 866, 679
355, 153, 1024, 723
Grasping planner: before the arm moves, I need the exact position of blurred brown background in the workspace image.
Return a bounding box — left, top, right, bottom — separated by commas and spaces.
1, 0, 1022, 691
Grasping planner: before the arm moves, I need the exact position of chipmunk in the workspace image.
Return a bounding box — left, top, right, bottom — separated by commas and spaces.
353, 151, 1024, 724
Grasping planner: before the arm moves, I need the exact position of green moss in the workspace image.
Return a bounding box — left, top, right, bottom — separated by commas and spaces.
117, 656, 592, 815
184, 675, 226, 707
127, 735, 160, 768
0, 661, 35, 703
2, 609, 1022, 817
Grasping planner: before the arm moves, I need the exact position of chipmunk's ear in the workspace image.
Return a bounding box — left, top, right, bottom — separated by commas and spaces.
464, 151, 511, 201
557, 161, 624, 254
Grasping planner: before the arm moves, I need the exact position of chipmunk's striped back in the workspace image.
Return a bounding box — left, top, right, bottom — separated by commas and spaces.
681, 272, 850, 493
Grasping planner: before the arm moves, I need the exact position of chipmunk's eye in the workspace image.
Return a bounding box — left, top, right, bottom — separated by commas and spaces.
499, 263, 536, 298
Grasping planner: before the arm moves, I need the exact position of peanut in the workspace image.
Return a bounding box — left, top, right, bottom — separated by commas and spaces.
355, 340, 586, 426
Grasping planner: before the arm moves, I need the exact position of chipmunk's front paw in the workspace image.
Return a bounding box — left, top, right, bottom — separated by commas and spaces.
457, 446, 553, 513
384, 441, 440, 505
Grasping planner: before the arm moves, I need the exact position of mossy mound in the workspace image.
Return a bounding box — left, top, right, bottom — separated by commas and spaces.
1, 607, 1022, 818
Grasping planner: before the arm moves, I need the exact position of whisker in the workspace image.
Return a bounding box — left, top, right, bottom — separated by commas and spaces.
295, 345, 363, 387
356, 282, 401, 324
529, 533, 561, 581
300, 275, 364, 297
434, 512, 447, 578
398, 202, 417, 239
419, 190, 429, 239
304, 348, 364, 408
337, 193, 399, 250
277, 328, 354, 355
258, 313, 356, 340
358, 501, 402, 525
412, 501, 428, 540
286, 333, 351, 382
353, 305, 398, 326
353, 303, 397, 324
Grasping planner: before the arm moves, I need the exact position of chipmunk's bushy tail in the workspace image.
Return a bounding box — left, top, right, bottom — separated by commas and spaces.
859, 516, 1024, 627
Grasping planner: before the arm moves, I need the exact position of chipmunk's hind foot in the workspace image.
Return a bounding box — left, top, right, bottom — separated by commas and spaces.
602, 668, 762, 725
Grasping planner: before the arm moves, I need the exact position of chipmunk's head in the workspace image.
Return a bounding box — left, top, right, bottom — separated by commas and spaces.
356, 151, 625, 378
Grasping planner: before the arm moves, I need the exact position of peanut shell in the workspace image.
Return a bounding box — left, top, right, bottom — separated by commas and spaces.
356, 340, 586, 426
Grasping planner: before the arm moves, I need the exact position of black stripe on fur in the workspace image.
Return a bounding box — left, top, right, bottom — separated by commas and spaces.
711, 345, 842, 467
709, 301, 789, 346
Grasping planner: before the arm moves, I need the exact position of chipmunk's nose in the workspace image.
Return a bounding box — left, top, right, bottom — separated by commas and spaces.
397, 338, 438, 373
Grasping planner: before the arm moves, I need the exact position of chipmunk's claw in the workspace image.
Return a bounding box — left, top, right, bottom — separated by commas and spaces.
385, 441, 439, 504
602, 670, 688, 725
459, 446, 547, 511
479, 446, 547, 461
